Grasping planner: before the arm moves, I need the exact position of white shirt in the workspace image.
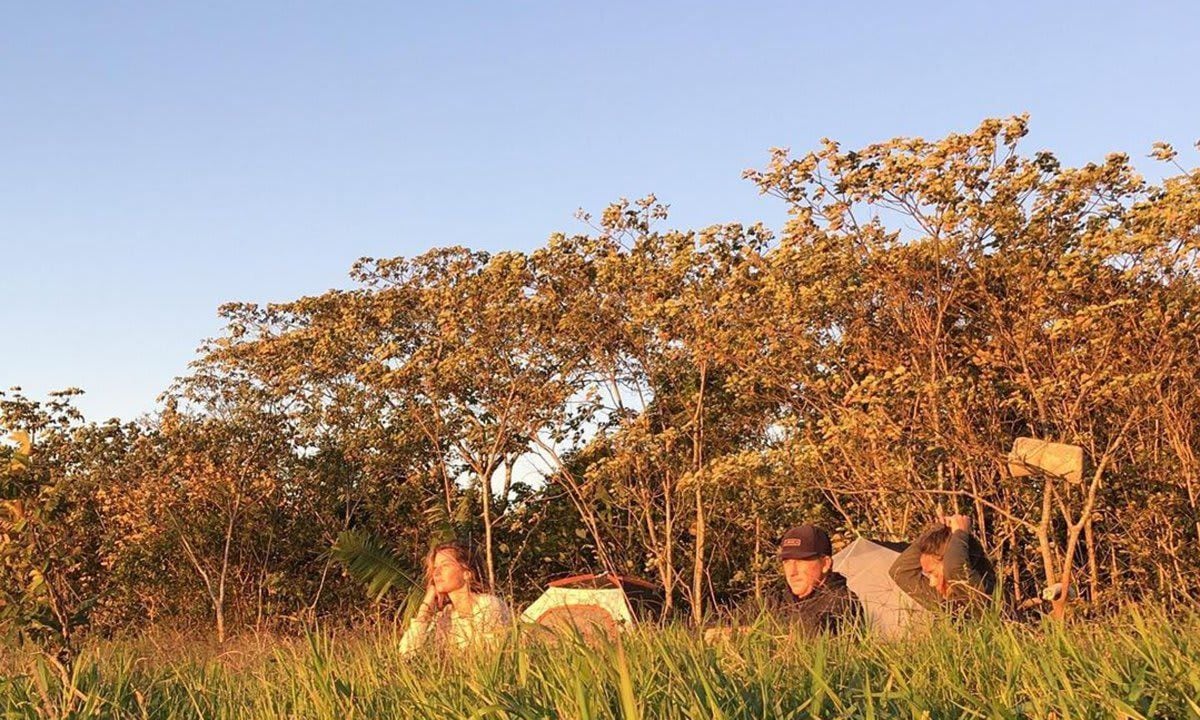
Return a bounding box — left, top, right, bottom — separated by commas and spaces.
399, 593, 511, 656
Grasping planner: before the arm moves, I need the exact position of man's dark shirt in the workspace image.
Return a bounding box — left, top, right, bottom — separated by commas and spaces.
770, 571, 864, 636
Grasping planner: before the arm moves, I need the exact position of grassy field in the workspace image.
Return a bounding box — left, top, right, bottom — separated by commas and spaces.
2, 609, 1199, 719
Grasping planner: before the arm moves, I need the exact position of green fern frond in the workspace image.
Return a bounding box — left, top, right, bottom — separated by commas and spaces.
330, 530, 414, 602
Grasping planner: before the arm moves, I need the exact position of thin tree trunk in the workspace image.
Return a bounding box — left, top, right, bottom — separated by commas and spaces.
1085, 513, 1099, 603
255, 530, 274, 634
1036, 477, 1057, 590
530, 437, 616, 573
1009, 546, 1022, 604
753, 511, 762, 602
690, 361, 707, 625
663, 469, 675, 618
175, 521, 222, 643
692, 480, 706, 624
1051, 428, 1125, 619
215, 494, 240, 644
480, 468, 496, 589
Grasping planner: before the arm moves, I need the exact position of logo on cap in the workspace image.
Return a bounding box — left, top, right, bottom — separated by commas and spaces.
778, 524, 833, 560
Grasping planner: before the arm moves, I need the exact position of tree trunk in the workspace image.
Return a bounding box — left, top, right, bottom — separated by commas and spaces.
215, 599, 226, 645
690, 361, 708, 626
753, 508, 762, 602
1009, 547, 1022, 604
1051, 434, 1121, 619
663, 471, 675, 619
1085, 513, 1099, 603
215, 500, 238, 644
480, 471, 496, 589
531, 437, 617, 573
1036, 477, 1058, 590
692, 480, 706, 625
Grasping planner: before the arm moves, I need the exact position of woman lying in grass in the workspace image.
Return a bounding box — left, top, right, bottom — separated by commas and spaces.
399, 541, 512, 656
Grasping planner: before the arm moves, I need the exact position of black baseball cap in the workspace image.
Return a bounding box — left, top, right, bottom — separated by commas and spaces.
779, 525, 833, 560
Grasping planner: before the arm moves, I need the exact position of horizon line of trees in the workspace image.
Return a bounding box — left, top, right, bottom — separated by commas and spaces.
4, 116, 1200, 650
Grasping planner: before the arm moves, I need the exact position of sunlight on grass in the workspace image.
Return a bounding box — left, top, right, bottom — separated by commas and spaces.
2, 608, 1200, 718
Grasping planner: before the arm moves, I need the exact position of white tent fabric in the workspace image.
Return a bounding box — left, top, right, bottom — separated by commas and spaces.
520, 586, 635, 628
832, 537, 928, 636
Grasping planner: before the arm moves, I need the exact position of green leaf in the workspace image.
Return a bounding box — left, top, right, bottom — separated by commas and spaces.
330, 530, 414, 602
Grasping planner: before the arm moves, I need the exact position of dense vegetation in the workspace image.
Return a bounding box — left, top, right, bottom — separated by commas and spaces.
3, 118, 1200, 662
3, 611, 1200, 718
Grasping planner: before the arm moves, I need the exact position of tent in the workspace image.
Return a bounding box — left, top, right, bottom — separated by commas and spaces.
832, 538, 928, 636
521, 574, 664, 638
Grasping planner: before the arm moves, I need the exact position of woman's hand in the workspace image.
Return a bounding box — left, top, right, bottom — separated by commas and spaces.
943, 514, 972, 533
416, 582, 442, 621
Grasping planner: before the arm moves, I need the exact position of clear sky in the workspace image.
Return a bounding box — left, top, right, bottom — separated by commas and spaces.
3, 1, 1197, 422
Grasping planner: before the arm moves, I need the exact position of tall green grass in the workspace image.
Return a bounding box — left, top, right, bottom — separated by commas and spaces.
3, 609, 1200, 718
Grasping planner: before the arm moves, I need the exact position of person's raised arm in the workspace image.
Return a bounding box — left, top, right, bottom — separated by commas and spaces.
889, 528, 942, 611
942, 515, 994, 602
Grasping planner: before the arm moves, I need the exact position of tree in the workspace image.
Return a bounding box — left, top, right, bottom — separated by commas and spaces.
0, 389, 112, 666
745, 116, 1200, 611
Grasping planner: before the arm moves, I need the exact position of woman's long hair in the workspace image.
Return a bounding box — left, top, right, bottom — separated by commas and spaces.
424, 540, 489, 595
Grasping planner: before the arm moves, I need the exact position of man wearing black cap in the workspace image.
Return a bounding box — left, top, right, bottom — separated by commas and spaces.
773, 524, 863, 635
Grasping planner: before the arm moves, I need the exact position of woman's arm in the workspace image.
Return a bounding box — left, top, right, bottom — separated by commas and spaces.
399, 586, 444, 656
889, 530, 942, 611
943, 529, 994, 601
398, 614, 435, 656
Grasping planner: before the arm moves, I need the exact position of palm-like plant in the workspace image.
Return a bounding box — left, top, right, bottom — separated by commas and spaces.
329, 530, 415, 602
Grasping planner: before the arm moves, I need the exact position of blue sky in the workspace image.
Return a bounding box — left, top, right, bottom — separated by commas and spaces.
3, 1, 1197, 422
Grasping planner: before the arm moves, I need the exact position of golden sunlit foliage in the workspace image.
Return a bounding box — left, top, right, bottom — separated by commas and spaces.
3, 118, 1200, 651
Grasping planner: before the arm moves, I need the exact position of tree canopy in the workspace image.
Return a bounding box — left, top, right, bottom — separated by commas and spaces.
4, 118, 1200, 648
